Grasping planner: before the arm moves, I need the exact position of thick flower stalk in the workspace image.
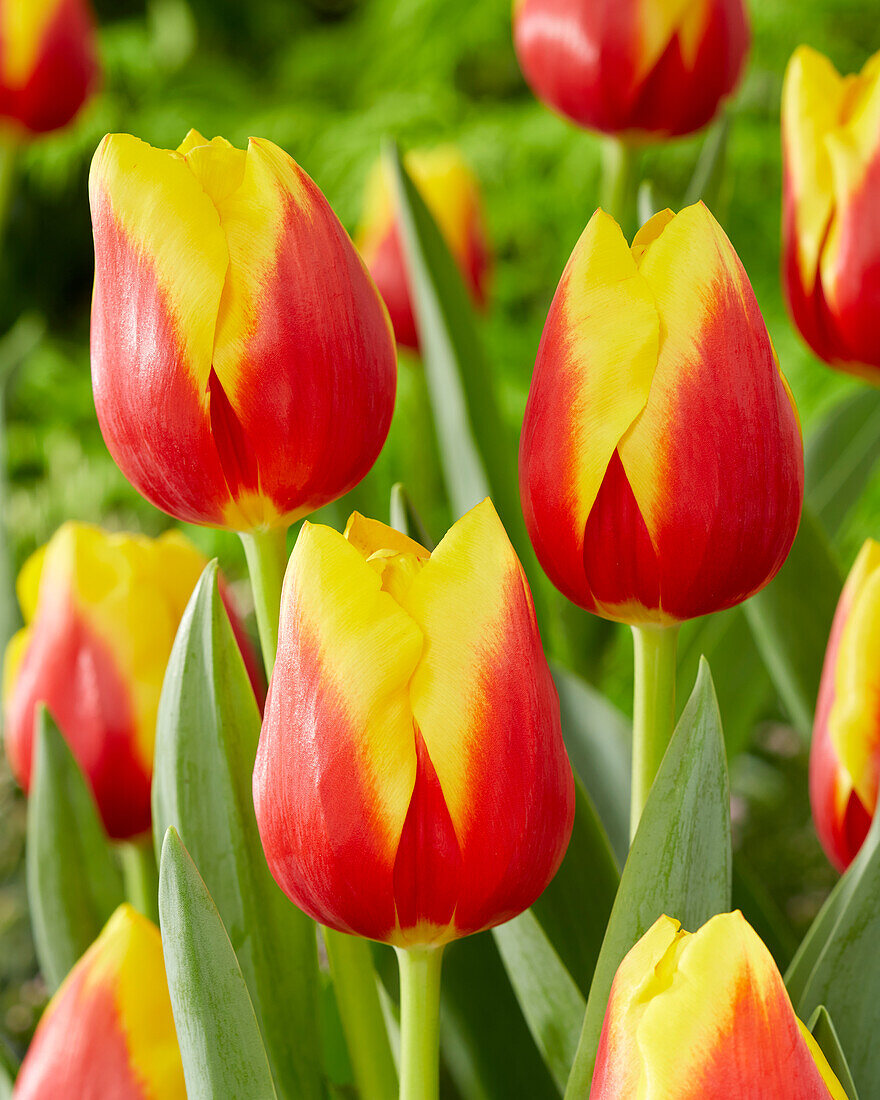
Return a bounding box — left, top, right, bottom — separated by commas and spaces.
89, 130, 397, 531
782, 46, 880, 382
2, 522, 258, 839
513, 0, 749, 139
810, 539, 880, 871
12, 905, 185, 1099
591, 912, 847, 1098
357, 146, 491, 350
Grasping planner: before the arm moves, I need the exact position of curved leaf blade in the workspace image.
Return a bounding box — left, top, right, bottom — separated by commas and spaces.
809, 1006, 859, 1100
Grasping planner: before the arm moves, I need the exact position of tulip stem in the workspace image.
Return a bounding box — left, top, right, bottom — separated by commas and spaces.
240, 527, 288, 677
601, 137, 639, 232
397, 945, 445, 1100
630, 624, 679, 840
119, 837, 159, 922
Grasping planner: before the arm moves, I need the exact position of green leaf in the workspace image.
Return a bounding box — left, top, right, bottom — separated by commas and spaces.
564, 659, 731, 1098
26, 706, 123, 991
683, 114, 730, 207
389, 482, 435, 549
152, 562, 322, 1100
743, 507, 842, 741
732, 853, 798, 971
809, 1006, 859, 1100
158, 827, 278, 1100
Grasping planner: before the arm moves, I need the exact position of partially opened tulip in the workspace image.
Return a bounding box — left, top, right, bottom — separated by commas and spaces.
591, 912, 847, 1099
810, 539, 880, 871
782, 47, 880, 382
357, 146, 491, 350
13, 904, 185, 1099
513, 0, 750, 138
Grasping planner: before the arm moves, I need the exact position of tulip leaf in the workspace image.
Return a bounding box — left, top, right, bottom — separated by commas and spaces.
26, 706, 123, 992
809, 1007, 859, 1100
389, 482, 435, 550
564, 659, 731, 1098
152, 562, 322, 1100
158, 827, 278, 1100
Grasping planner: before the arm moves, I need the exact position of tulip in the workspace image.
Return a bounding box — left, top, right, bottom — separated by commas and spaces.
356, 146, 491, 350
520, 202, 804, 626
13, 904, 185, 1099
2, 522, 258, 839
810, 539, 880, 871
513, 0, 749, 139
782, 47, 880, 381
89, 130, 397, 531
0, 0, 98, 136
253, 499, 574, 946
591, 912, 847, 1099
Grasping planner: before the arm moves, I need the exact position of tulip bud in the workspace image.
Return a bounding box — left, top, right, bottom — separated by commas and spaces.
356, 146, 491, 350
13, 904, 185, 1099
519, 203, 803, 625
89, 130, 397, 531
782, 47, 880, 381
253, 500, 574, 946
810, 539, 880, 871
2, 522, 258, 839
513, 0, 749, 139
0, 0, 99, 136
591, 912, 847, 1099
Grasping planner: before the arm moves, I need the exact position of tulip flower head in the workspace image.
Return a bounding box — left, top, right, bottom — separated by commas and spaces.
513, 0, 750, 139
253, 500, 574, 947
13, 905, 185, 1099
810, 539, 880, 871
357, 146, 491, 350
520, 203, 804, 626
591, 912, 847, 1099
0, 0, 98, 135
782, 46, 880, 382
89, 130, 397, 531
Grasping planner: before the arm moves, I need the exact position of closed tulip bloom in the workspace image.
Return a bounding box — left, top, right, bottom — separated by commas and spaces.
782, 47, 880, 381
253, 500, 574, 946
357, 146, 491, 350
90, 130, 396, 531
520, 203, 803, 625
513, 0, 749, 139
0, 0, 98, 135
13, 905, 185, 1099
810, 539, 880, 871
2, 522, 258, 839
591, 912, 847, 1099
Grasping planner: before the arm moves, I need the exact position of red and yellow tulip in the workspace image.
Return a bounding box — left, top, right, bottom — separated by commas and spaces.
356, 146, 491, 350
810, 539, 880, 871
782, 46, 880, 382
13, 904, 185, 1099
253, 500, 574, 946
513, 0, 749, 139
591, 912, 847, 1099
519, 202, 804, 625
2, 522, 258, 839
89, 130, 397, 531
0, 0, 98, 135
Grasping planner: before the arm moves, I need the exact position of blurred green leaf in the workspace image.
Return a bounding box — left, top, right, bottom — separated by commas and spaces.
158, 827, 278, 1100
732, 853, 798, 971
806, 387, 880, 537
809, 1006, 859, 1100
26, 706, 123, 991
564, 659, 731, 1097
152, 562, 322, 1100
389, 482, 434, 549
683, 115, 730, 208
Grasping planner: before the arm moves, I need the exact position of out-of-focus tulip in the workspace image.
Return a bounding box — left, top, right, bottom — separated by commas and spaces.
356, 146, 491, 350
513, 0, 749, 139
591, 912, 847, 1099
2, 522, 259, 839
782, 47, 880, 382
253, 500, 574, 947
13, 904, 185, 1099
810, 539, 880, 871
0, 0, 98, 136
89, 130, 397, 531
520, 202, 803, 626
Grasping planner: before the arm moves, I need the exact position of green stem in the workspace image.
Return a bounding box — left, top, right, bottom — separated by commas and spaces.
397, 945, 444, 1100
120, 837, 159, 922
325, 930, 399, 1100
601, 136, 639, 232
630, 624, 679, 840
239, 527, 288, 677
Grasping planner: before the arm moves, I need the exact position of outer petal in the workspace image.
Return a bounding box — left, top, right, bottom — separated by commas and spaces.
14, 905, 185, 1100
